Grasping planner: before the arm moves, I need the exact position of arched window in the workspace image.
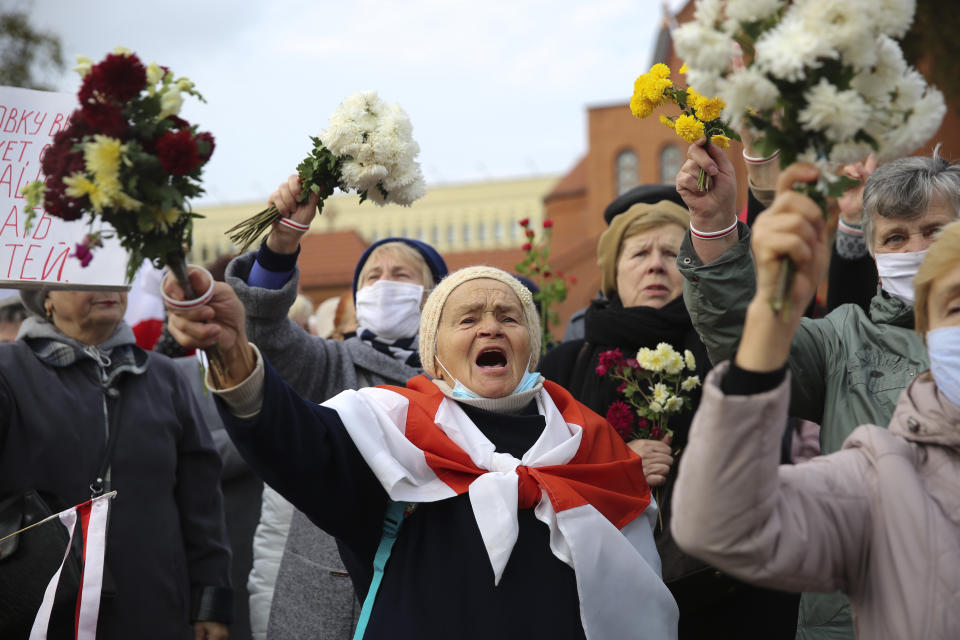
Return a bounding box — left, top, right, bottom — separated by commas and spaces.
659, 145, 684, 185
462, 223, 472, 245
431, 225, 439, 245
494, 220, 503, 243
477, 222, 486, 244
616, 149, 639, 195
447, 225, 455, 246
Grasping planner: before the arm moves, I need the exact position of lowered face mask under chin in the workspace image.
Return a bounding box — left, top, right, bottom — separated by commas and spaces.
875, 250, 928, 306
435, 356, 540, 400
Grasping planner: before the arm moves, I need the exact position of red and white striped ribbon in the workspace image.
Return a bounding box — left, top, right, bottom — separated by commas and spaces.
160, 265, 215, 310
690, 218, 738, 240
30, 493, 112, 640
277, 217, 310, 233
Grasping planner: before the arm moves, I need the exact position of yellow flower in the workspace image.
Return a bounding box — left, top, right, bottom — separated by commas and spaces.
630, 94, 655, 120
114, 191, 143, 212
659, 114, 675, 130
158, 90, 183, 120
686, 88, 702, 109
679, 63, 690, 74
649, 63, 671, 80
64, 173, 108, 213
664, 396, 683, 412
642, 76, 672, 103
146, 62, 165, 93
711, 134, 732, 149
83, 135, 123, 181
675, 114, 705, 143
694, 95, 724, 122
74, 55, 93, 77
175, 77, 194, 92
154, 207, 182, 231
112, 46, 133, 56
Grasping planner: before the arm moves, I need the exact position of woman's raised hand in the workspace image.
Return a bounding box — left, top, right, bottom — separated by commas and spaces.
266, 174, 322, 255
676, 140, 739, 264
164, 267, 256, 386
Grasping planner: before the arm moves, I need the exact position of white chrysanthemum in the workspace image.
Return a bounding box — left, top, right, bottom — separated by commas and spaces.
321, 91, 426, 206
717, 67, 779, 127
830, 141, 874, 165
725, 0, 784, 24
791, 0, 878, 71
664, 396, 684, 413
798, 78, 870, 141
851, 35, 908, 105
652, 383, 670, 404
891, 68, 927, 111
684, 69, 723, 99
681, 376, 701, 392
693, 0, 724, 27
875, 87, 946, 162
754, 14, 836, 81
649, 401, 664, 414
684, 350, 697, 371
655, 342, 678, 358
664, 353, 684, 376
871, 0, 915, 38
673, 21, 735, 73
158, 90, 183, 120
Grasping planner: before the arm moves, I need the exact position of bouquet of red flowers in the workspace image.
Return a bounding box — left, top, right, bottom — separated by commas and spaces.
22, 47, 213, 285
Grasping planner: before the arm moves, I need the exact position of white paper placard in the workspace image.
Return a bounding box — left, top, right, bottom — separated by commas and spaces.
0, 85, 130, 291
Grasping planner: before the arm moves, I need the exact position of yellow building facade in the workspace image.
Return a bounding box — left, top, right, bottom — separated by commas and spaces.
190, 175, 559, 264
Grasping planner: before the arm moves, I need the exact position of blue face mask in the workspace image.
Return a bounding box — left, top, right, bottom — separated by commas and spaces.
435, 357, 541, 400
927, 326, 960, 408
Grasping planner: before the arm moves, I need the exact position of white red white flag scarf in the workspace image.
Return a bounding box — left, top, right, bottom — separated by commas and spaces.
29, 493, 113, 640
325, 375, 679, 640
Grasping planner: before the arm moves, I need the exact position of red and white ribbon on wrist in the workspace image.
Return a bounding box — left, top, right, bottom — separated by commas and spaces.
690, 218, 738, 240
837, 218, 863, 236
742, 149, 780, 165
277, 217, 310, 233
160, 265, 215, 310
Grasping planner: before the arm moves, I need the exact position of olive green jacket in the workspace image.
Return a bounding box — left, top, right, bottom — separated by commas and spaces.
677, 224, 929, 639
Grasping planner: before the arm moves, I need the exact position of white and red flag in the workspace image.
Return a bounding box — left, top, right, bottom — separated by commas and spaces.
123, 260, 166, 350
26, 492, 114, 640
325, 375, 679, 639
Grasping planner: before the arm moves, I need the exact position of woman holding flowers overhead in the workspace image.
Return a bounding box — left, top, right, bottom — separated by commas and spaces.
540, 189, 799, 639
165, 264, 678, 640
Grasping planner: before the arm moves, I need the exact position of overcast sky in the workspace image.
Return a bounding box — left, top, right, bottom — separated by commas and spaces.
19, 0, 679, 205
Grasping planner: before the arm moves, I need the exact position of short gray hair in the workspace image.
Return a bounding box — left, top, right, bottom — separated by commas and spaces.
861, 146, 960, 255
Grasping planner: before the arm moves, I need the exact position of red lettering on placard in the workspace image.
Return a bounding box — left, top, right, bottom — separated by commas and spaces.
4, 243, 21, 278
30, 111, 47, 136
19, 243, 39, 280
42, 242, 70, 281
48, 112, 66, 137
0, 205, 18, 238
0, 140, 30, 162
13, 162, 31, 199
0, 164, 11, 197
2, 108, 18, 133
30, 211, 51, 240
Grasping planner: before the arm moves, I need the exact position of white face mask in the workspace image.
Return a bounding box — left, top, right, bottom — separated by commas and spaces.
354, 280, 424, 340
875, 250, 928, 306
927, 326, 960, 409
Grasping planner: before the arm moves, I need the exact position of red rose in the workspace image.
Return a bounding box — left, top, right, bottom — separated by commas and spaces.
605, 401, 635, 442
543, 270, 552, 278
155, 129, 203, 175
521, 242, 532, 251
81, 53, 146, 104
80, 102, 128, 138
543, 219, 554, 228
194, 131, 215, 161
518, 218, 530, 227
525, 229, 535, 238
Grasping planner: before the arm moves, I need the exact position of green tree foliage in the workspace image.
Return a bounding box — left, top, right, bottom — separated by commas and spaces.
0, 11, 64, 90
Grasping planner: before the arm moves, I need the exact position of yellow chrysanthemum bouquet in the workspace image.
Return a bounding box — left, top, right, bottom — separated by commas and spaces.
630, 63, 739, 190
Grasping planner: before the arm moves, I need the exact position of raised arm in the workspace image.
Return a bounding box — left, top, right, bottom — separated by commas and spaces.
672, 163, 872, 593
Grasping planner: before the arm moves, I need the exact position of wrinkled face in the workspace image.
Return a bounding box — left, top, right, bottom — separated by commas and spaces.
615, 225, 685, 308
927, 262, 960, 331
873, 198, 956, 254
434, 279, 531, 399
358, 249, 427, 290
45, 290, 127, 340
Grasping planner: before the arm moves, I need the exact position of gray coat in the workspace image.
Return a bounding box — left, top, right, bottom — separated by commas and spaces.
227, 253, 420, 640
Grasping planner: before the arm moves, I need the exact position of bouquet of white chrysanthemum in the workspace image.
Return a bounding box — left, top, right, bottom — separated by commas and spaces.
673, 0, 945, 314
228, 91, 426, 251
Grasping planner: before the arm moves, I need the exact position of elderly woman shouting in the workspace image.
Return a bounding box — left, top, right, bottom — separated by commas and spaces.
167, 265, 678, 640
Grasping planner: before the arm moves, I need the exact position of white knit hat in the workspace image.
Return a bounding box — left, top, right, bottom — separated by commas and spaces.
419, 266, 541, 379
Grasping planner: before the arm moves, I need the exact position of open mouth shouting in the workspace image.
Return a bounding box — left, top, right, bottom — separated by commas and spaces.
476, 347, 508, 369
